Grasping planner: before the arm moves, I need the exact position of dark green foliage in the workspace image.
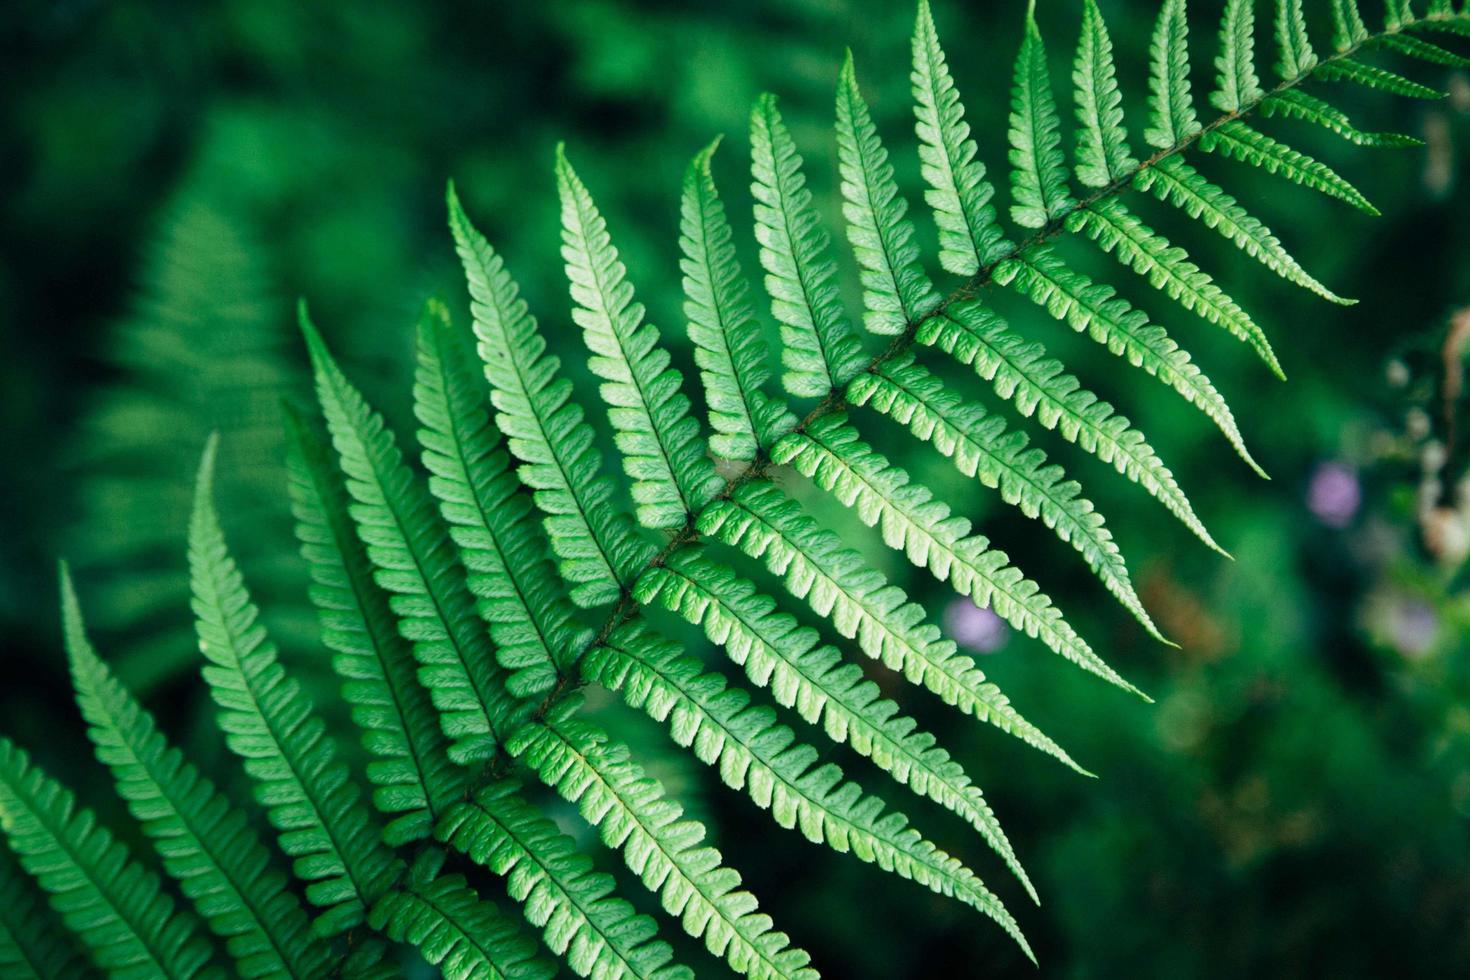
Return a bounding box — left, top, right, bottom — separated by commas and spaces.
0, 738, 219, 979
5, 2, 1469, 977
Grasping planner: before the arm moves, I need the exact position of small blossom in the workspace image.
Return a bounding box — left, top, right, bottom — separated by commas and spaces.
945, 597, 1009, 653
1307, 461, 1360, 528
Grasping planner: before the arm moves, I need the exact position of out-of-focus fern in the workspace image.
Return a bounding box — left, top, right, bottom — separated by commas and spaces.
66, 188, 307, 693
8, 2, 1467, 975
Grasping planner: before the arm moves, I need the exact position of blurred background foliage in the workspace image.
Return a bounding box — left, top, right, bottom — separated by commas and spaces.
4, 0, 1470, 975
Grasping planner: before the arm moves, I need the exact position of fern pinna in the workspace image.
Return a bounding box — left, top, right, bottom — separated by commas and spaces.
4, 1, 1466, 975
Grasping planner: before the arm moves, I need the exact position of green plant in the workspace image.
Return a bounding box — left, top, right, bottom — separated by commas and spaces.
5, 0, 1468, 975
64, 184, 309, 695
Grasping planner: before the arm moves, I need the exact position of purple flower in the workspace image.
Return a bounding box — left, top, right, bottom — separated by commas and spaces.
1307, 461, 1361, 528
1390, 598, 1439, 660
945, 597, 1009, 653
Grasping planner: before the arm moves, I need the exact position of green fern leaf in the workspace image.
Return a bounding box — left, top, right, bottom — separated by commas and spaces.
640, 546, 1086, 866
910, 0, 1011, 275
189, 438, 401, 935
414, 300, 590, 698
1213, 0, 1264, 111
64, 567, 332, 979
1009, 2, 1075, 228
302, 312, 511, 764
36, 3, 1470, 970
925, 296, 1264, 498
1274, 0, 1319, 79
1067, 195, 1284, 384
750, 93, 869, 396
438, 780, 689, 980
849, 354, 1176, 637
1199, 120, 1378, 213
702, 483, 1075, 785
1412, 4, 1470, 35
1316, 56, 1445, 99
995, 243, 1258, 528
1135, 155, 1351, 303
773, 415, 1141, 697
0, 737, 219, 979
680, 140, 797, 461
448, 185, 653, 606
1385, 0, 1415, 29
510, 709, 820, 978
1260, 89, 1422, 146
65, 193, 302, 696
1074, 0, 1139, 188
336, 938, 396, 979
285, 408, 466, 845
556, 147, 724, 528
1375, 31, 1470, 65
0, 847, 90, 980
586, 620, 1037, 920
368, 856, 552, 980
1145, 0, 1202, 149
837, 52, 943, 334
1330, 0, 1372, 48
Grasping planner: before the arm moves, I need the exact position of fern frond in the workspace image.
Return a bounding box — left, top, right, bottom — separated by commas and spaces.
0, 737, 219, 979
35, 4, 1470, 971
1199, 120, 1379, 213
837, 53, 943, 334
1067, 196, 1284, 385
773, 415, 1140, 697
750, 93, 869, 397
0, 846, 89, 980
1213, 0, 1264, 111
1316, 56, 1445, 99
911, 0, 1011, 275
336, 939, 396, 979
680, 140, 797, 462
851, 353, 1176, 638
510, 710, 821, 978
1330, 0, 1371, 49
449, 185, 653, 606
438, 780, 689, 980
414, 300, 589, 698
586, 620, 1038, 916
301, 312, 510, 765
64, 567, 332, 979
1009, 2, 1076, 228
1274, 0, 1319, 79
1261, 88, 1420, 146
285, 408, 466, 845
1145, 0, 1201, 149
994, 245, 1247, 545
556, 147, 723, 529
1375, 31, 1470, 65
1135, 155, 1351, 303
1384, 0, 1415, 31
189, 437, 401, 935
933, 297, 1258, 483
1074, 0, 1139, 188
702, 483, 1075, 786
368, 856, 552, 980
639, 546, 1064, 878
1410, 5, 1470, 36
66, 192, 302, 695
